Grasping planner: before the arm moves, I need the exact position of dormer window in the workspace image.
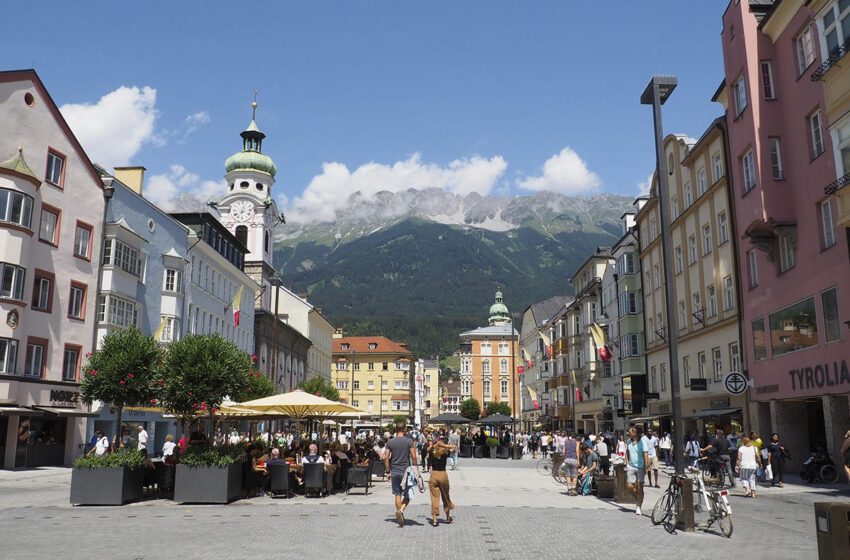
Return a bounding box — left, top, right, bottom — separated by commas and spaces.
341, 343, 349, 350
369, 343, 377, 349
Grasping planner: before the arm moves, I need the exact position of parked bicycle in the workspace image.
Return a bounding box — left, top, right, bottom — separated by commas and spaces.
537, 456, 554, 477
651, 459, 732, 537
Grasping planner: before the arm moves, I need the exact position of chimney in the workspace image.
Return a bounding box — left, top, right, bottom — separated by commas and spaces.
113, 166, 146, 195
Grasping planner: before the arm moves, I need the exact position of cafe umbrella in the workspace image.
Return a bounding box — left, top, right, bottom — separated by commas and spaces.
428, 413, 472, 425
239, 390, 360, 443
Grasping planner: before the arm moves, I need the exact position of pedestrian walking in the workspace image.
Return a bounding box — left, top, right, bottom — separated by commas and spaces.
736, 436, 762, 498
427, 436, 456, 526
766, 433, 785, 488
685, 434, 700, 467
137, 425, 149, 451
659, 432, 672, 468
594, 433, 610, 475
385, 421, 418, 527
539, 432, 549, 459
642, 428, 660, 487
625, 425, 648, 515
615, 434, 627, 465
447, 429, 461, 470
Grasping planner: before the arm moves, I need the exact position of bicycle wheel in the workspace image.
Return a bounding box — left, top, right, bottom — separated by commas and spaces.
554, 464, 568, 484
663, 493, 682, 534
537, 458, 552, 476
820, 464, 839, 484
717, 511, 733, 537
651, 492, 672, 525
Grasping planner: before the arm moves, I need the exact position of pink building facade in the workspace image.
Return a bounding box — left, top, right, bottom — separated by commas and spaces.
720, 0, 850, 466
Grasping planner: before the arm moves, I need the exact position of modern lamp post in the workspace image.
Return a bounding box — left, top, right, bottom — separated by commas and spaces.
640, 76, 685, 476
379, 374, 384, 429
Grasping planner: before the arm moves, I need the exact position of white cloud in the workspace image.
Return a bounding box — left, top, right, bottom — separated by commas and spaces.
517, 147, 601, 195
60, 86, 161, 167
177, 111, 211, 143
145, 164, 225, 212
637, 173, 654, 196
289, 153, 507, 223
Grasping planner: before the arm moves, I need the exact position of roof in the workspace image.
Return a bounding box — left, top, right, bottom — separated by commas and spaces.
460, 324, 518, 338
528, 296, 572, 327
333, 336, 414, 356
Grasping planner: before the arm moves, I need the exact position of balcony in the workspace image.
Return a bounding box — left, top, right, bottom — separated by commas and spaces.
832, 174, 850, 228
811, 39, 850, 81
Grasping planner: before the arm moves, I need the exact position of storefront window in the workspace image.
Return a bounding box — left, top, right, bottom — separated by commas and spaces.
821, 288, 842, 343
14, 416, 66, 468
752, 318, 767, 361
768, 297, 818, 357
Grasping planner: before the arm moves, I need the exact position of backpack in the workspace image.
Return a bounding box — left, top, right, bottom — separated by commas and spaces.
580, 474, 593, 495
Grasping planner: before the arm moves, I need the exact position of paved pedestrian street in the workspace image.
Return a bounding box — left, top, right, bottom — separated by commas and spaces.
0, 459, 844, 560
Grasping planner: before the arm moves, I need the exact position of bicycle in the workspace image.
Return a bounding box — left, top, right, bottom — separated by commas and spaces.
686, 458, 733, 537
699, 454, 728, 489
650, 471, 685, 534
536, 456, 554, 477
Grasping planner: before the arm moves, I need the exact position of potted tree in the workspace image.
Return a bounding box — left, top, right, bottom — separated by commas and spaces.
158, 334, 267, 504
460, 399, 482, 457
486, 437, 499, 459
73, 328, 161, 505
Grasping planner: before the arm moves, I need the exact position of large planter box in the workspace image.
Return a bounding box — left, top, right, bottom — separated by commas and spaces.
489, 446, 498, 459
70, 467, 144, 505
174, 463, 242, 504
473, 445, 485, 458
460, 445, 473, 458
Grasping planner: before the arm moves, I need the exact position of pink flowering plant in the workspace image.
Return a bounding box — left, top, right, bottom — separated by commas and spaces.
80, 327, 164, 446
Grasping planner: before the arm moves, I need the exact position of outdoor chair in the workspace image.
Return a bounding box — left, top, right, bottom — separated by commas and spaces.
370, 460, 386, 481
346, 466, 371, 495
157, 464, 175, 499
268, 463, 291, 498
303, 463, 327, 497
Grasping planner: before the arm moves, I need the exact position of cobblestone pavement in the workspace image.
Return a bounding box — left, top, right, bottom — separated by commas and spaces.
0, 458, 845, 560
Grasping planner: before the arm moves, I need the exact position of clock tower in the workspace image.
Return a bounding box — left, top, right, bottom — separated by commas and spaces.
218, 102, 280, 311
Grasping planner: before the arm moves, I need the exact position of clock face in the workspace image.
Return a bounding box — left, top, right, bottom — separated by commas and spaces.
231, 200, 254, 223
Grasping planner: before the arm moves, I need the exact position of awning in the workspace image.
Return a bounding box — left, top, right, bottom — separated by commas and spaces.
685, 407, 742, 419
33, 406, 99, 417
0, 406, 40, 416
630, 414, 670, 422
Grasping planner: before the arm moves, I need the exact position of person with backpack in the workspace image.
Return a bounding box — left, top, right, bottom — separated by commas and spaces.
87, 430, 109, 456
578, 443, 598, 495
685, 434, 700, 467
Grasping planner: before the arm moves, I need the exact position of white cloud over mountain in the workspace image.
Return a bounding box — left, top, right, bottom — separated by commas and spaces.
60, 86, 162, 168
288, 153, 508, 223
146, 164, 225, 212
517, 147, 601, 195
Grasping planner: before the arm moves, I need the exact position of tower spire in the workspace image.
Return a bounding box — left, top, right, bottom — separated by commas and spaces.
252, 89, 258, 121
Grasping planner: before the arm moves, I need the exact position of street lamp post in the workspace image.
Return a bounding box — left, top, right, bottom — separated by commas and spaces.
641, 76, 685, 476
379, 374, 384, 430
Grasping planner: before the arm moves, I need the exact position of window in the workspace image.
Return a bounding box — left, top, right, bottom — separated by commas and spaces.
718, 212, 729, 244
483, 380, 491, 396
703, 224, 712, 254
352, 400, 359, 408
779, 235, 795, 272
713, 153, 724, 183
367, 362, 374, 371
0, 188, 34, 229
381, 400, 388, 411
32, 273, 52, 312
648, 317, 654, 342
796, 26, 816, 74
650, 217, 657, 240
675, 246, 683, 274
712, 347, 723, 381
767, 138, 784, 180
660, 363, 667, 392
0, 337, 17, 374
689, 236, 697, 264
619, 252, 635, 275
708, 285, 717, 317
62, 346, 80, 381
684, 183, 693, 207
821, 1, 850, 59
760, 61, 775, 100
650, 366, 657, 393
367, 380, 373, 390
103, 238, 143, 277
697, 351, 706, 379
353, 380, 359, 390
698, 168, 708, 195
500, 359, 508, 374
822, 199, 836, 248
482, 359, 491, 374
159, 316, 180, 342
618, 292, 638, 315
653, 264, 660, 289
679, 301, 687, 329
822, 287, 842, 343
742, 150, 756, 192
619, 334, 639, 357
25, 340, 45, 377
501, 379, 508, 395
498, 342, 510, 355
381, 380, 388, 390
752, 318, 767, 361
45, 150, 65, 186
336, 361, 348, 370
644, 271, 651, 292
367, 400, 374, 410
163, 268, 183, 293
671, 195, 679, 220
39, 206, 60, 245
73, 222, 92, 260
769, 297, 818, 356
0, 262, 26, 301
724, 276, 735, 310
480, 343, 492, 354
368, 342, 377, 349
748, 250, 759, 288
729, 343, 740, 373
733, 75, 747, 116
811, 111, 826, 158
340, 343, 349, 350
336, 380, 348, 390
352, 362, 359, 370
683, 356, 691, 387
97, 294, 137, 328
693, 292, 702, 318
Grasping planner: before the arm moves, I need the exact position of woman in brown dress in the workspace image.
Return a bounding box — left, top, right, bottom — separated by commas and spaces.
427, 436, 456, 526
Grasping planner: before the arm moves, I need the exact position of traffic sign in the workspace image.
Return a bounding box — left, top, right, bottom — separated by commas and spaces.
724, 371, 748, 395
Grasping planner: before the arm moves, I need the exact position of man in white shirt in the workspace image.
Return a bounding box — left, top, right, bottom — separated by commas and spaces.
539, 433, 550, 458
593, 433, 610, 475
301, 443, 325, 464
641, 428, 660, 487
88, 430, 109, 456
137, 425, 149, 451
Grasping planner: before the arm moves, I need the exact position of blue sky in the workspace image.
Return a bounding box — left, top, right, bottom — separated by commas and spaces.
3, 1, 729, 222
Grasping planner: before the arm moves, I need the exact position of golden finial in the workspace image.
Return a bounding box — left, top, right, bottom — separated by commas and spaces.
252, 90, 258, 120
18, 145, 23, 153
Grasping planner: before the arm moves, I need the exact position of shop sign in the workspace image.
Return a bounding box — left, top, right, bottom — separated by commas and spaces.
50, 390, 80, 404
646, 392, 660, 400
690, 378, 708, 391
788, 360, 850, 391
656, 404, 670, 413
710, 397, 730, 408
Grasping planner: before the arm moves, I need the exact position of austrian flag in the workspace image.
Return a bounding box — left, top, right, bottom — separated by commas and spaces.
231, 284, 244, 326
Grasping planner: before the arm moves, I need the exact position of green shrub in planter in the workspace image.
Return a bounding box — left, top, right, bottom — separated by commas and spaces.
179, 446, 243, 467
73, 450, 144, 469
485, 437, 499, 448
70, 451, 145, 505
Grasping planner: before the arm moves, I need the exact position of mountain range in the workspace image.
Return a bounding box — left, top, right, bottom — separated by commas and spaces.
274, 188, 635, 358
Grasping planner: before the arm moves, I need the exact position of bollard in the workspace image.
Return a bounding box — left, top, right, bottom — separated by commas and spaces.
677, 477, 695, 532
613, 464, 635, 504
814, 502, 850, 560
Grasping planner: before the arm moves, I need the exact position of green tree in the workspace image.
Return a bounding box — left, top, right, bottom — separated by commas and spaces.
485, 402, 511, 417
392, 414, 409, 426
247, 370, 277, 400
80, 327, 163, 448
157, 334, 255, 439
297, 376, 340, 401
459, 398, 481, 421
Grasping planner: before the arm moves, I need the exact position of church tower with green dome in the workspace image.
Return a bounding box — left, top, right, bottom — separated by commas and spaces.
489, 288, 510, 326
218, 99, 281, 312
